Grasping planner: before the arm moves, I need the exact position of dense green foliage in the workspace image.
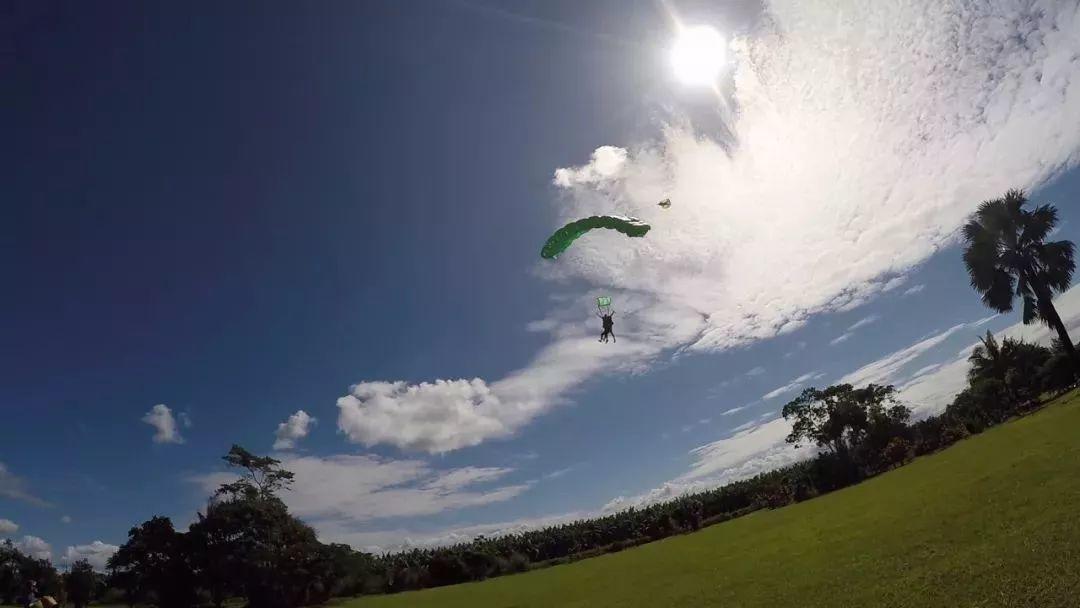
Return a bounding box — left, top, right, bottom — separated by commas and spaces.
106, 447, 377, 608
0, 541, 61, 605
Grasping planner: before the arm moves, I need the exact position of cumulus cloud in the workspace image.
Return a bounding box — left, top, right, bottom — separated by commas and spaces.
0, 463, 50, 507
61, 541, 119, 571
142, 404, 183, 444
16, 535, 51, 560
552, 145, 627, 187
902, 284, 926, 297
273, 410, 316, 450
0, 518, 17, 535
190, 454, 531, 535
335, 1, 1080, 453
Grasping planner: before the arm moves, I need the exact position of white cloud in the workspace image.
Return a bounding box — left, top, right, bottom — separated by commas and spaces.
336, 1, 1080, 453
720, 405, 748, 416
15, 535, 52, 560
848, 314, 880, 331
761, 371, 823, 400
552, 145, 627, 187
0, 463, 50, 507
60, 515, 72, 524
142, 404, 183, 444
882, 277, 907, 292
178, 412, 193, 428
840, 324, 969, 388
0, 518, 17, 535
608, 416, 808, 511
273, 410, 317, 450
829, 332, 853, 346
902, 284, 926, 297
542, 466, 578, 480
745, 366, 766, 376
61, 541, 118, 572
190, 454, 530, 532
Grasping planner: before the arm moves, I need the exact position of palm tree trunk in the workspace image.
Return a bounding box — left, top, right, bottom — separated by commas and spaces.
1033, 281, 1080, 379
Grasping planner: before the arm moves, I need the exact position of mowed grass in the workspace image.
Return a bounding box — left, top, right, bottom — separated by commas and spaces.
347, 391, 1080, 608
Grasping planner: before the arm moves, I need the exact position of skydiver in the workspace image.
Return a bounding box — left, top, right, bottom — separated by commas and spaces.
598, 310, 616, 343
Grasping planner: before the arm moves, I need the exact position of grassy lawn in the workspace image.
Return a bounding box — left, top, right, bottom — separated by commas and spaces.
345, 391, 1080, 608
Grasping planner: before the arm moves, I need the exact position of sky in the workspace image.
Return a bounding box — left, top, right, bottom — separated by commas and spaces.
3, 0, 1080, 567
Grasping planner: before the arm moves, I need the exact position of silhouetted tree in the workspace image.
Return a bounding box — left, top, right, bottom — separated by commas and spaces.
215, 444, 295, 500
64, 559, 96, 608
962, 189, 1077, 375
107, 516, 196, 608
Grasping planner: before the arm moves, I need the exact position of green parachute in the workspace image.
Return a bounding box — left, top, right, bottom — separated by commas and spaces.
540, 215, 651, 260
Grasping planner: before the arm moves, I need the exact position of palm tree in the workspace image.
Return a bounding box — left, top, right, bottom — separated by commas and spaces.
968, 331, 1014, 383
968, 331, 1019, 404
962, 189, 1078, 375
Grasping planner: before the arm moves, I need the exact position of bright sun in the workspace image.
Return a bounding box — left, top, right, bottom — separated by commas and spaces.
670, 25, 726, 87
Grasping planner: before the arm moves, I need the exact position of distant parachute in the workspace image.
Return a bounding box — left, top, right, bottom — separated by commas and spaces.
658, 198, 671, 209
540, 215, 651, 260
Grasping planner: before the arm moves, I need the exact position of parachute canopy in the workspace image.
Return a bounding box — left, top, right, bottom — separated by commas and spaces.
540, 215, 651, 259
596, 295, 612, 313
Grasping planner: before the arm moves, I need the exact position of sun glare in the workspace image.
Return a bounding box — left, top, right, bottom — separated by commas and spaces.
670, 25, 726, 87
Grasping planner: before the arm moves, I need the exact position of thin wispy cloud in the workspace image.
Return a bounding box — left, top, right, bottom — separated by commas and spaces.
762, 372, 823, 400
0, 463, 51, 507
542, 466, 578, 480
829, 333, 853, 346
848, 314, 880, 331
902, 284, 926, 297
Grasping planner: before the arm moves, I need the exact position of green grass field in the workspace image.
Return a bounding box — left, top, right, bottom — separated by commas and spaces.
346, 391, 1080, 608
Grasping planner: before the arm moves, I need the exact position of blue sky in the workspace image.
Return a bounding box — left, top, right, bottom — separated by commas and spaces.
4, 0, 1080, 564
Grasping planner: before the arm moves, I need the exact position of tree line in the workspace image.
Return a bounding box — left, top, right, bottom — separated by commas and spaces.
2, 189, 1076, 606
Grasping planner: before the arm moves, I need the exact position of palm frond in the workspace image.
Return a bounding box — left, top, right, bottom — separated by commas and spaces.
1037, 240, 1076, 292
1022, 204, 1057, 244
